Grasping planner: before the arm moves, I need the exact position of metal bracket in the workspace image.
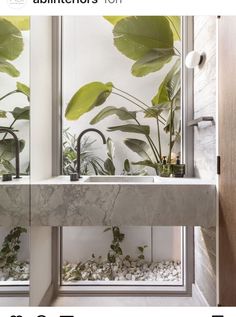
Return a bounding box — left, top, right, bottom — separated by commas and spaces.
187, 116, 214, 127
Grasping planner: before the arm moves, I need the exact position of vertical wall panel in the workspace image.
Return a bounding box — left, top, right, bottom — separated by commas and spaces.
194, 16, 217, 306
218, 16, 236, 306
30, 16, 53, 306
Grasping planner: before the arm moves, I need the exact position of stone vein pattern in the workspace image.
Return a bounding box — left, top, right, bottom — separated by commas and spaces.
31, 184, 216, 227
193, 16, 217, 306
0, 185, 30, 226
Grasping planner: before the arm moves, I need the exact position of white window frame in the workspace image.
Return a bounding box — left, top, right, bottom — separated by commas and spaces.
51, 16, 195, 297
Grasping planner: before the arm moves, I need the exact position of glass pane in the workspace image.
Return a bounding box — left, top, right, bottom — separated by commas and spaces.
0, 16, 30, 225
0, 227, 29, 285
61, 16, 183, 288
62, 226, 183, 286
0, 16, 30, 303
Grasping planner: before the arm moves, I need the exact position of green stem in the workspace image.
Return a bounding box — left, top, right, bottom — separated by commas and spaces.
133, 117, 160, 164
113, 86, 149, 109
168, 101, 174, 163
111, 92, 147, 112
148, 136, 161, 163
174, 47, 181, 56
157, 118, 162, 159
113, 86, 166, 123
0, 90, 18, 102
111, 89, 162, 165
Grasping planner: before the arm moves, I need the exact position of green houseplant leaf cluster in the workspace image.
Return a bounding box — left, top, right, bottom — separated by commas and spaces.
0, 17, 30, 175
0, 227, 27, 274
65, 16, 181, 175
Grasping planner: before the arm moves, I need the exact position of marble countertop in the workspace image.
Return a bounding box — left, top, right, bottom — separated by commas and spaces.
33, 175, 215, 185
0, 175, 216, 227
30, 176, 216, 227
0, 176, 30, 226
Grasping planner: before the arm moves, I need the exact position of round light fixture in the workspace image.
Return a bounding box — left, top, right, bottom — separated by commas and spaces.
185, 51, 204, 69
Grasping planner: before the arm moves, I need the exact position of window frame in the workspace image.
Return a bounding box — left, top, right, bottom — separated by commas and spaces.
51, 15, 194, 297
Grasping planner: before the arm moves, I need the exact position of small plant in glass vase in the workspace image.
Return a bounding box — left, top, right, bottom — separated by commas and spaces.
65, 16, 183, 177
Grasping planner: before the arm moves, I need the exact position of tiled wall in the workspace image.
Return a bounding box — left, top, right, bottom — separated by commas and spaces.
194, 16, 217, 306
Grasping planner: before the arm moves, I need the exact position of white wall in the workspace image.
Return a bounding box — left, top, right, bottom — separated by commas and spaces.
30, 227, 52, 306
30, 16, 53, 306
63, 226, 182, 263
62, 16, 182, 264
193, 16, 216, 306
30, 17, 52, 182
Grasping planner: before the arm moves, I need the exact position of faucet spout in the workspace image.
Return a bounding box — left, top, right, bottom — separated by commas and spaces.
77, 128, 106, 178
0, 127, 21, 179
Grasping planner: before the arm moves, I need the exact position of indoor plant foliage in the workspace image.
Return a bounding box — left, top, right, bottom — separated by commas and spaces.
63, 128, 147, 176
65, 16, 181, 175
0, 17, 30, 281
0, 227, 29, 281
0, 17, 30, 175
63, 226, 181, 283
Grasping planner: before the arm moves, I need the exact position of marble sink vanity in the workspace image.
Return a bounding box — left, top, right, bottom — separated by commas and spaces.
0, 176, 30, 226
30, 176, 216, 227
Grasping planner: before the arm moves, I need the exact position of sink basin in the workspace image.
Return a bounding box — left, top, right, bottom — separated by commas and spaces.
83, 176, 155, 183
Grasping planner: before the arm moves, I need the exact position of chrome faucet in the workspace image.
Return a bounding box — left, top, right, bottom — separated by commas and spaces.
0, 127, 21, 179
77, 128, 106, 178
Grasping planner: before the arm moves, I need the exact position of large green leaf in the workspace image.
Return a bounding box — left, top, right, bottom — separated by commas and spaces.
124, 138, 152, 160
0, 57, 19, 77
16, 82, 30, 101
104, 16, 126, 25
10, 106, 30, 121
167, 16, 181, 41
123, 159, 130, 173
107, 124, 150, 135
0, 18, 23, 61
131, 48, 175, 77
106, 137, 115, 160
0, 139, 25, 161
2, 17, 30, 31
166, 70, 181, 101
1, 159, 15, 173
113, 16, 174, 61
65, 82, 113, 121
90, 106, 136, 124
0, 110, 7, 118
104, 158, 115, 175
152, 59, 180, 106
132, 160, 157, 169
144, 103, 170, 118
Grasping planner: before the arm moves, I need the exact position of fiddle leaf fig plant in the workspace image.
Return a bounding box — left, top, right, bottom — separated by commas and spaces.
65, 16, 181, 174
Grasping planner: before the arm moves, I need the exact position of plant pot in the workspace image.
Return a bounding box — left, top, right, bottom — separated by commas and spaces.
157, 163, 185, 178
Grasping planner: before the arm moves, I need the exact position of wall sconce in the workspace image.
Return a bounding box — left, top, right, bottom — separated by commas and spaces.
185, 51, 205, 69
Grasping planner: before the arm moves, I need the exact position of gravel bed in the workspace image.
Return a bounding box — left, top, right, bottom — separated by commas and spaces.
63, 257, 181, 283
0, 261, 29, 281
